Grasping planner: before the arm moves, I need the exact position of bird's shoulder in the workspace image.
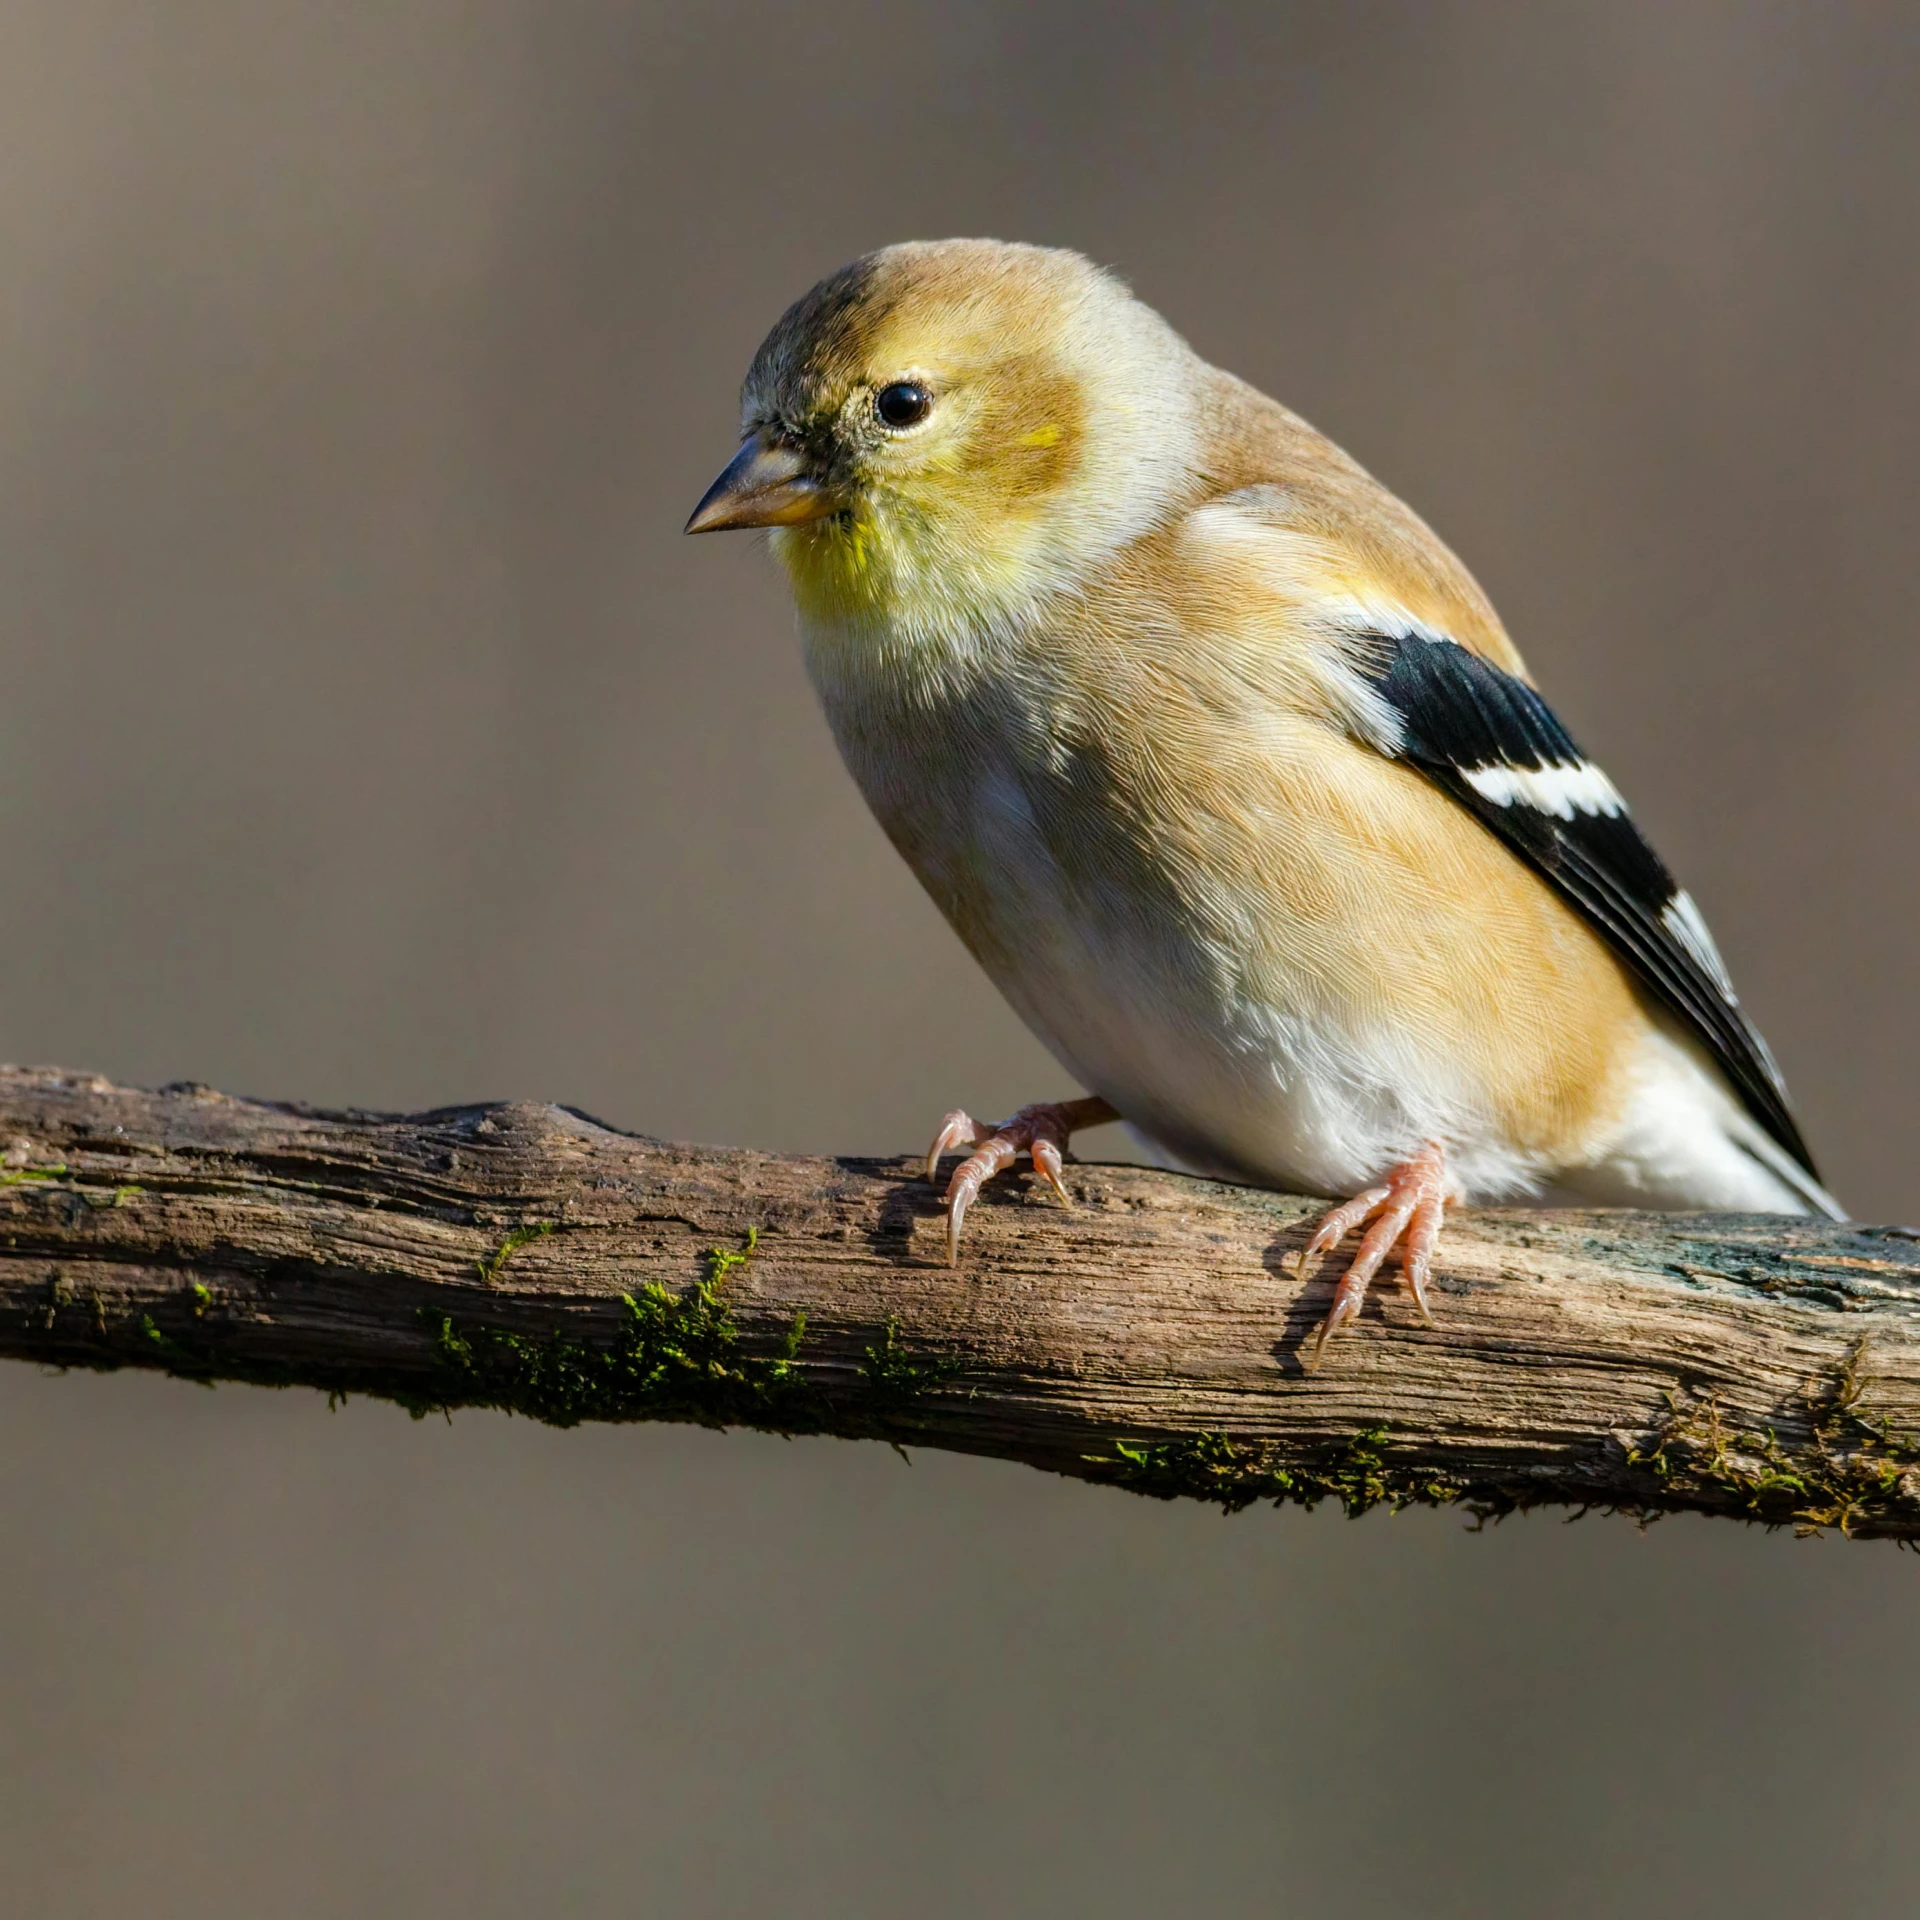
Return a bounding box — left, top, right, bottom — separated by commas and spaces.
1141, 366, 1527, 678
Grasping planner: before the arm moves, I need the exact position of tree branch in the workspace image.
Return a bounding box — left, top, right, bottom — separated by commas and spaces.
2, 1065, 1917, 1538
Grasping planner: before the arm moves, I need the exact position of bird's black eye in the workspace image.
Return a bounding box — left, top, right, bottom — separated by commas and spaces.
874, 381, 932, 430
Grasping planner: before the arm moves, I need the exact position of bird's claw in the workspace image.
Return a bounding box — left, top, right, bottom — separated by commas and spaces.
925, 1110, 980, 1185
924, 1096, 1115, 1264
1029, 1135, 1071, 1203
1301, 1144, 1452, 1362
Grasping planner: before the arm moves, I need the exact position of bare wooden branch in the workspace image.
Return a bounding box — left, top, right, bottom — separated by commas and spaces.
2, 1065, 1917, 1538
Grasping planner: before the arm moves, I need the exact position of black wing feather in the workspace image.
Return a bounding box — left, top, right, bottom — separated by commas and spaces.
1360, 633, 1821, 1182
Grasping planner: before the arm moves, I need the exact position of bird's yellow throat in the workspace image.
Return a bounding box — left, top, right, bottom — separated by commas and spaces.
775, 495, 1055, 641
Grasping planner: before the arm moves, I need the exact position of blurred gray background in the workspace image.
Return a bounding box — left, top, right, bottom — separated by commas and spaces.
0, 4, 1915, 1915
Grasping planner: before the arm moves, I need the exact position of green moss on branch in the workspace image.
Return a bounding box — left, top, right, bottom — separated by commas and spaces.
1625, 1339, 1920, 1538
418, 1265, 817, 1432
1102, 1425, 1462, 1518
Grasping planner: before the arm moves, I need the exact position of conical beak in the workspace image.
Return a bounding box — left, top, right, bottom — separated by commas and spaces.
684, 434, 840, 533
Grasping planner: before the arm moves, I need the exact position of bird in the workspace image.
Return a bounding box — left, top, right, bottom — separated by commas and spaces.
685, 238, 1841, 1352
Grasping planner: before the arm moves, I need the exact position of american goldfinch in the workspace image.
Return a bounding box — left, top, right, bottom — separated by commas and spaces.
687, 239, 1840, 1350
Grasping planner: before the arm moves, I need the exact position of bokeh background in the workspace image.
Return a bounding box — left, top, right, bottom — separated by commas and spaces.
1, 4, 1915, 1915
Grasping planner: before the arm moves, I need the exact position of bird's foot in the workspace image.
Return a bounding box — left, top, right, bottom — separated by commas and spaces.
1301, 1143, 1454, 1362
925, 1095, 1118, 1264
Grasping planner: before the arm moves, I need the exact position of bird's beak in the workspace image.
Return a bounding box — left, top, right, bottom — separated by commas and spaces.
684, 433, 840, 534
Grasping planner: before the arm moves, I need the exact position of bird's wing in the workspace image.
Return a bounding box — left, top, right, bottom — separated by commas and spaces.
1349, 621, 1825, 1188
1180, 482, 1828, 1200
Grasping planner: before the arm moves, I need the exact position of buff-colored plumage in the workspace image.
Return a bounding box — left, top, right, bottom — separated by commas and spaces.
689, 239, 1833, 1340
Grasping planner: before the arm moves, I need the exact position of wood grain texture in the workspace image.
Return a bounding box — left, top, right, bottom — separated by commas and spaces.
2, 1065, 1917, 1538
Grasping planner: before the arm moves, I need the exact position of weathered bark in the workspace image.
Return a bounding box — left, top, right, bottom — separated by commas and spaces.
2, 1064, 1917, 1538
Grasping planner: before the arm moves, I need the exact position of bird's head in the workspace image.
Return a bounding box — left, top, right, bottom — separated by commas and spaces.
687, 240, 1201, 635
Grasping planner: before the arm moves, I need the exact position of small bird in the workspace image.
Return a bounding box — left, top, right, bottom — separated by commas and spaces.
687, 239, 1840, 1350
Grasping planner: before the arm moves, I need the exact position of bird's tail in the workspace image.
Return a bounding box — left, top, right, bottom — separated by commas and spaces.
1736, 1124, 1847, 1222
